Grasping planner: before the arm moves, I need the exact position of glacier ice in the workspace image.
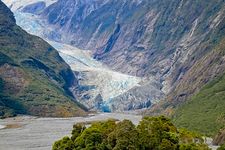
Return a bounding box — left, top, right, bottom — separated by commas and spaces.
3, 0, 143, 111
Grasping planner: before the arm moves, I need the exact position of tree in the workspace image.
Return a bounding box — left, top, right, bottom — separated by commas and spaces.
74, 127, 103, 149
73, 120, 117, 150
71, 124, 86, 141
52, 136, 74, 150
218, 144, 225, 150
137, 116, 178, 149
108, 120, 141, 150
159, 139, 177, 150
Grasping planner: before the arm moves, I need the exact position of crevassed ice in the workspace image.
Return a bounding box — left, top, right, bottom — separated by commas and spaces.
3, 1, 142, 105
49, 41, 141, 101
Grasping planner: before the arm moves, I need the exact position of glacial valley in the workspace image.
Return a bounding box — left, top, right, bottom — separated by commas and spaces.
3, 0, 164, 112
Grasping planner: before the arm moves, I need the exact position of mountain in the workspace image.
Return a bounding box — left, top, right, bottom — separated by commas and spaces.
39, 0, 224, 101
173, 49, 225, 135
38, 0, 225, 134
0, 0, 86, 118
3, 0, 225, 135
5, 0, 165, 112
40, 0, 224, 81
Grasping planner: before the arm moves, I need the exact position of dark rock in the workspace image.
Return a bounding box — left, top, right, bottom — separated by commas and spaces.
213, 128, 225, 146
22, 1, 46, 14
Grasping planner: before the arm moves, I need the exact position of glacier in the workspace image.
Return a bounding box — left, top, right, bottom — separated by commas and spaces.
3, 0, 143, 111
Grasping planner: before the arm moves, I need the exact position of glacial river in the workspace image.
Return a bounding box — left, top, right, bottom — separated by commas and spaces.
0, 113, 142, 150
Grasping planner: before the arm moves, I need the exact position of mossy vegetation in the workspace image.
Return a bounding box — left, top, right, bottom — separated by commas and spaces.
173, 73, 225, 136
53, 116, 210, 150
0, 1, 86, 118
218, 144, 225, 150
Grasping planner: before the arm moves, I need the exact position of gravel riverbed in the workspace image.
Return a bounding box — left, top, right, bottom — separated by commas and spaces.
0, 113, 142, 150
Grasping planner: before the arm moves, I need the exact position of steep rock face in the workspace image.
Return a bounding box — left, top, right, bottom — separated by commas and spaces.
41, 0, 225, 92
172, 69, 225, 135
145, 39, 225, 135
163, 37, 225, 115
0, 1, 86, 118
213, 128, 225, 146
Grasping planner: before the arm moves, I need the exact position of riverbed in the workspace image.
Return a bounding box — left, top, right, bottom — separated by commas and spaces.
0, 113, 142, 150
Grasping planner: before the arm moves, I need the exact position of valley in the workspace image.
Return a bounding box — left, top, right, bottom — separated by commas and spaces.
3, 0, 163, 112
0, 1, 225, 149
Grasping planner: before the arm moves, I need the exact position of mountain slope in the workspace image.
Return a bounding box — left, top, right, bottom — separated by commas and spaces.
3, 0, 165, 112
173, 71, 225, 136
4, 0, 225, 133
0, 1, 86, 118
147, 38, 225, 135
40, 0, 225, 81
40, 0, 225, 99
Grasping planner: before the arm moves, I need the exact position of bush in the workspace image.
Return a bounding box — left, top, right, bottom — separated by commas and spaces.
52, 136, 74, 150
218, 144, 225, 150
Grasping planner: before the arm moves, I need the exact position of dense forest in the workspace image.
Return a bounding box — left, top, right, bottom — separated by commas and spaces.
52, 116, 213, 150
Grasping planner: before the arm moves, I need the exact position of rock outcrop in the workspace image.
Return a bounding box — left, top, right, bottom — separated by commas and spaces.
213, 128, 225, 146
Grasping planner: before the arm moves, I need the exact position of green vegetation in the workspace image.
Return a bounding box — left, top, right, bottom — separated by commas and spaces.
53, 116, 210, 150
0, 1, 86, 118
173, 73, 225, 136
218, 144, 225, 150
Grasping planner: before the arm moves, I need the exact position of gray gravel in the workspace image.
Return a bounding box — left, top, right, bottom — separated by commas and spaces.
0, 113, 142, 150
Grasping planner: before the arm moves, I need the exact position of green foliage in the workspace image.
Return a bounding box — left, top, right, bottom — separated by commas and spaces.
179, 143, 210, 150
74, 127, 103, 149
0, 52, 15, 66
52, 116, 210, 150
173, 73, 225, 136
178, 128, 203, 144
108, 120, 140, 150
0, 77, 21, 118
53, 136, 75, 150
159, 139, 177, 150
0, 1, 86, 118
218, 144, 225, 150
71, 124, 86, 141
137, 116, 178, 149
